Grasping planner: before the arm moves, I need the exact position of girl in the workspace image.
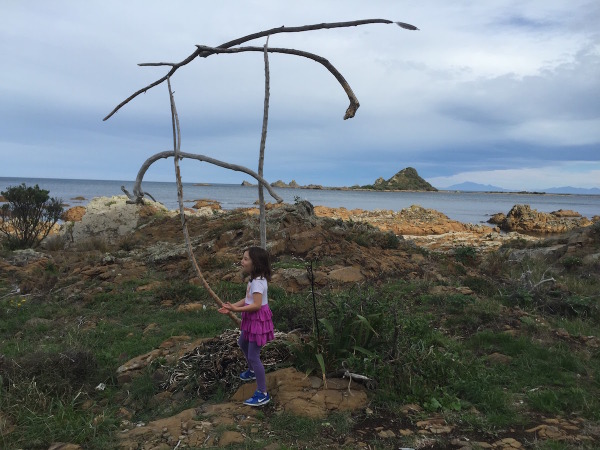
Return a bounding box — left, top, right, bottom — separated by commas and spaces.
218, 246, 274, 406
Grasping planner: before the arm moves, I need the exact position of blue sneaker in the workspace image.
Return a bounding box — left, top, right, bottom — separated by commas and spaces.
243, 390, 270, 406
239, 370, 256, 381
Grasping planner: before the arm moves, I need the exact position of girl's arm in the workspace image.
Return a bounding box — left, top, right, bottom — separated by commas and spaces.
232, 298, 246, 308
229, 292, 262, 313
218, 297, 246, 314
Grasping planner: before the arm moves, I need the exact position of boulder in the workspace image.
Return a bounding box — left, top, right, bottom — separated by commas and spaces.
193, 198, 221, 210
64, 196, 168, 243
500, 204, 592, 234
232, 367, 368, 418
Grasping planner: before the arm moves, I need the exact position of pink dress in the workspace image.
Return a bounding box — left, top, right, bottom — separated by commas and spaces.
240, 277, 274, 346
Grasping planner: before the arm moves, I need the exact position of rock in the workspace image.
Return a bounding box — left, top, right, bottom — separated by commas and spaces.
500, 204, 592, 234
61, 206, 86, 222
48, 444, 83, 450
377, 430, 396, 438
241, 180, 254, 186
7, 249, 49, 267
493, 437, 522, 448
488, 212, 506, 225
315, 204, 491, 236
64, 196, 169, 243
231, 367, 368, 418
193, 198, 221, 210
271, 180, 288, 188
487, 352, 512, 365
328, 266, 364, 283
551, 209, 581, 218
400, 404, 423, 414
218, 431, 245, 447
177, 302, 206, 312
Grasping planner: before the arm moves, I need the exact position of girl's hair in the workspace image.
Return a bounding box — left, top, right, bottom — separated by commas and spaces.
246, 246, 272, 281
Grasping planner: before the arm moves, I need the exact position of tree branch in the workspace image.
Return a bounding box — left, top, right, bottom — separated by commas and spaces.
258, 38, 270, 248
103, 19, 417, 121
194, 45, 360, 119
123, 151, 283, 205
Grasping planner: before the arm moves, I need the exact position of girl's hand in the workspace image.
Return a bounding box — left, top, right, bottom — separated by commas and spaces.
218, 302, 237, 314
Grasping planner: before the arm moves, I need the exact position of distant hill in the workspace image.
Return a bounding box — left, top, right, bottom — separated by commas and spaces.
360, 167, 437, 191
444, 182, 507, 192
544, 186, 600, 195
443, 182, 600, 195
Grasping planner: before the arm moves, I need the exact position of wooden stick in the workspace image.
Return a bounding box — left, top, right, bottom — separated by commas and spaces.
258, 37, 270, 249
167, 77, 240, 325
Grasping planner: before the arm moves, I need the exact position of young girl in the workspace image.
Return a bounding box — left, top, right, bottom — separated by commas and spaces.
218, 246, 274, 406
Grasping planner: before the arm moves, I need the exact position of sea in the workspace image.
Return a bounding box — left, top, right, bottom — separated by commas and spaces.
2, 177, 599, 226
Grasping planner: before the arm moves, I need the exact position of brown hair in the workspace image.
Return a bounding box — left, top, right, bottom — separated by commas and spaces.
246, 246, 272, 281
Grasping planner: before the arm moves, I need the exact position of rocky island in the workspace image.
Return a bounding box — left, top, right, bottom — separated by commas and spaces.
242, 167, 437, 192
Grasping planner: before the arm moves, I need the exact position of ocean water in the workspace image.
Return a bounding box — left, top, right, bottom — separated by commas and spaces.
1, 176, 599, 225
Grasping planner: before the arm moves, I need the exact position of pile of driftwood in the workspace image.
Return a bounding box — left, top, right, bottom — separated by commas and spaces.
160, 329, 291, 398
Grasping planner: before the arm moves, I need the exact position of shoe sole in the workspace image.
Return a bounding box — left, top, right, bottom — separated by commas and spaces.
244, 398, 270, 407
239, 376, 256, 381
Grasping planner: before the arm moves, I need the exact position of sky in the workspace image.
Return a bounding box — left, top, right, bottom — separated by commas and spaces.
1, 1, 599, 191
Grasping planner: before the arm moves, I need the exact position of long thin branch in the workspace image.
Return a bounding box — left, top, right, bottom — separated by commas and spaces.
191, 45, 359, 119
167, 78, 240, 325
125, 150, 283, 204
258, 38, 270, 248
103, 19, 417, 121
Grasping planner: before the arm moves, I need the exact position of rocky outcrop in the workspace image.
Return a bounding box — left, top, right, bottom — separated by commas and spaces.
366, 167, 437, 191
493, 204, 593, 234
61, 206, 86, 222
314, 204, 492, 236
61, 196, 220, 244
192, 198, 221, 210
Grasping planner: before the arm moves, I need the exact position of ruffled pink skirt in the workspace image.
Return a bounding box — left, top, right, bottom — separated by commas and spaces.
241, 304, 274, 347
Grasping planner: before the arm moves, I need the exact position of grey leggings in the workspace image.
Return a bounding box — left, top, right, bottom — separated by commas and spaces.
238, 332, 267, 393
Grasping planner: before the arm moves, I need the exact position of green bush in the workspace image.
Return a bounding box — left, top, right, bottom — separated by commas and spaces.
0, 183, 63, 249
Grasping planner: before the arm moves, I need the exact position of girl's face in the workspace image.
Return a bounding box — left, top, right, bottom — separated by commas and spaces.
240, 251, 253, 275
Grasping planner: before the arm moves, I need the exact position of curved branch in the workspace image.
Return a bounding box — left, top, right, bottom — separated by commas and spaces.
103, 19, 417, 121
126, 150, 283, 204
193, 45, 360, 119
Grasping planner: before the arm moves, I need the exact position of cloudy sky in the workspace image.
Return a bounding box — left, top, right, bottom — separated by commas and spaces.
1, 0, 599, 191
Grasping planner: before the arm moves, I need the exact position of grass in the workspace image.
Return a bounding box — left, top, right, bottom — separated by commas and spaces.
0, 274, 232, 449
1, 233, 600, 448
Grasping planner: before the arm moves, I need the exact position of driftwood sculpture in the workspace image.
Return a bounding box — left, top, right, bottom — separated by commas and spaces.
105, 19, 418, 324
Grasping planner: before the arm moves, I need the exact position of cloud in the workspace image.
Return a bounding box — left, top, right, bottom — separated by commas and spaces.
1, 0, 599, 190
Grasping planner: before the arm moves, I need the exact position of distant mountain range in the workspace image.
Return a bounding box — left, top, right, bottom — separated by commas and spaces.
442, 182, 600, 195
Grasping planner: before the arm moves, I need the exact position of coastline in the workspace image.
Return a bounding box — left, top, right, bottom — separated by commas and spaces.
3, 176, 600, 226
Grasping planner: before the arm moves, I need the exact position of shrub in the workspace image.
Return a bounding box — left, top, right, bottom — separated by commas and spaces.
0, 183, 63, 249
453, 246, 477, 265
561, 256, 583, 270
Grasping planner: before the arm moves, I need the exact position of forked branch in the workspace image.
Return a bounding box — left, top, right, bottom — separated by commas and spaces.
103, 19, 417, 121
